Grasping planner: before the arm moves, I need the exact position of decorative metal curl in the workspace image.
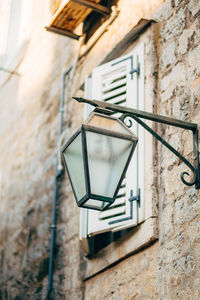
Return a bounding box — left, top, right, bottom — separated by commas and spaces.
180, 170, 197, 186
120, 112, 198, 188
120, 113, 133, 128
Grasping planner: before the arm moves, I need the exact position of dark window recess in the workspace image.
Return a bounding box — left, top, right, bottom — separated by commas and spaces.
83, 0, 116, 43
86, 228, 132, 256
86, 189, 140, 256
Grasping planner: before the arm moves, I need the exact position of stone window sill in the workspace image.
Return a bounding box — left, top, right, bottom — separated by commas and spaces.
83, 217, 158, 279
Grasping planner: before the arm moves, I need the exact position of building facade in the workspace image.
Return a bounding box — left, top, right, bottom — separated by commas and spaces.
0, 0, 200, 299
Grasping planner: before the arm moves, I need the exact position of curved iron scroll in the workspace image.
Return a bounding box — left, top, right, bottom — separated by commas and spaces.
120, 113, 198, 187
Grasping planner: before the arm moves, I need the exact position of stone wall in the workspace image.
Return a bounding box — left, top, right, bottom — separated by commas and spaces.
0, 0, 79, 298
0, 0, 200, 299
157, 0, 200, 299
84, 243, 158, 300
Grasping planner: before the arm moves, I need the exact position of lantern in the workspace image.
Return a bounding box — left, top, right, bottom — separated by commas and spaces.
62, 112, 138, 210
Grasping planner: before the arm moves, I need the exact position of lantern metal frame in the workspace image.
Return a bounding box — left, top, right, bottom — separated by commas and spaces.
73, 96, 200, 189
61, 113, 138, 210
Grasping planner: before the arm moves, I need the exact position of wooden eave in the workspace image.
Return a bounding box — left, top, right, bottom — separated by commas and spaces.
45, 0, 110, 40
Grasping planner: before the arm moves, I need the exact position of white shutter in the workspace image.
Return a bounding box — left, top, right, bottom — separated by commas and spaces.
80, 44, 145, 239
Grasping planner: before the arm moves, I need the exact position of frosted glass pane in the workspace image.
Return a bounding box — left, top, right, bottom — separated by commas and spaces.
63, 133, 86, 201
87, 114, 132, 135
82, 199, 109, 210
86, 131, 133, 198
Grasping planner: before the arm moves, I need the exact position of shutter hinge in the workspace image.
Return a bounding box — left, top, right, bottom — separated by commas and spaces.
129, 62, 140, 78
129, 188, 141, 207
112, 55, 139, 80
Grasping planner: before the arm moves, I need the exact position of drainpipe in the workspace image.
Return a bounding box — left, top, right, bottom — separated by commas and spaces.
47, 34, 83, 296
47, 66, 71, 297
47, 59, 80, 296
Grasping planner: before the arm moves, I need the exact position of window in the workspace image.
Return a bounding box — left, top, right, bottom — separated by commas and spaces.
83, 0, 112, 42
46, 0, 112, 41
0, 0, 31, 70
80, 44, 146, 254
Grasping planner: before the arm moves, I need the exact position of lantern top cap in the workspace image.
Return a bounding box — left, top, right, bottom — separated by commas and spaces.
85, 112, 138, 139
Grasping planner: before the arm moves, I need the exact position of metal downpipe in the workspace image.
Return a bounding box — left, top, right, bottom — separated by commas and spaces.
47, 34, 83, 296
47, 66, 71, 297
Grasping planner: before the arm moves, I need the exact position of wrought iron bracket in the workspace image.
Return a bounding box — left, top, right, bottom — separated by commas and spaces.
73, 96, 200, 189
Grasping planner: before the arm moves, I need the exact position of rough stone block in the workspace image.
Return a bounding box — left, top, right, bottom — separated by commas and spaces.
193, 276, 200, 299
161, 6, 186, 42
177, 29, 193, 56
160, 63, 186, 102
163, 131, 181, 164
191, 18, 200, 46
188, 219, 200, 245
161, 41, 176, 70
28, 240, 44, 261
172, 86, 191, 120
174, 0, 183, 6
188, 0, 200, 17
174, 188, 199, 225
161, 163, 187, 199
152, 0, 172, 22
37, 210, 50, 238
159, 202, 174, 239
181, 130, 193, 157
188, 45, 200, 81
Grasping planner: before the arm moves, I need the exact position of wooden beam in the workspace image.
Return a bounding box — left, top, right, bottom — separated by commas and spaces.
71, 0, 110, 15
45, 26, 81, 40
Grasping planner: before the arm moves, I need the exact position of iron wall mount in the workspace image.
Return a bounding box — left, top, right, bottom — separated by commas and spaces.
73, 97, 200, 189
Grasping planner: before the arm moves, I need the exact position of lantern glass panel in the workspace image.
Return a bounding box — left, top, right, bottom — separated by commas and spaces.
63, 132, 86, 201
86, 131, 133, 198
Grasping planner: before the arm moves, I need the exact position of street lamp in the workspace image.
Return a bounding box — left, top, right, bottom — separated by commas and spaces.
62, 111, 138, 210
62, 96, 200, 211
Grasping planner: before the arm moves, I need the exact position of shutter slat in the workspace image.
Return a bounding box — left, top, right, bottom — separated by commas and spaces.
116, 185, 126, 197
102, 86, 126, 101
99, 205, 126, 220
102, 78, 127, 93
121, 177, 126, 185
102, 69, 126, 85
104, 94, 126, 105
109, 196, 126, 208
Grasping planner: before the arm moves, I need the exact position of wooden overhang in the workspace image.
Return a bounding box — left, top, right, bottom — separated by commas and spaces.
45, 0, 110, 40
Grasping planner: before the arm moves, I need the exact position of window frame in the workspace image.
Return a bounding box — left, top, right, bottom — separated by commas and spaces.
80, 44, 154, 255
